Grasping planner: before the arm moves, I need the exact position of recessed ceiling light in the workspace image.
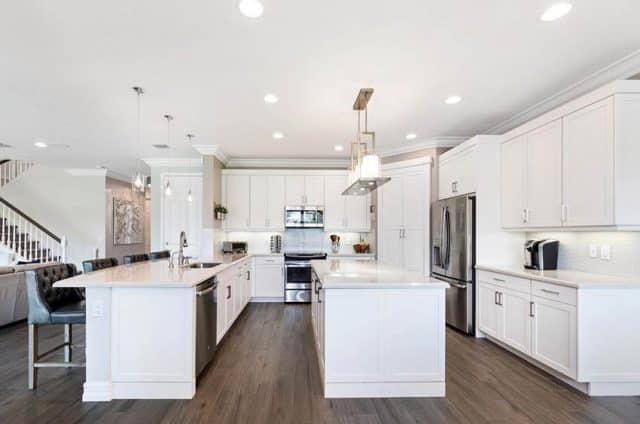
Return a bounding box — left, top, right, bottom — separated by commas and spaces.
540, 3, 573, 22
445, 95, 462, 105
334, 145, 344, 152
238, 0, 264, 18
34, 141, 48, 148
272, 131, 284, 140
152, 144, 170, 149
264, 93, 278, 104
405, 133, 417, 140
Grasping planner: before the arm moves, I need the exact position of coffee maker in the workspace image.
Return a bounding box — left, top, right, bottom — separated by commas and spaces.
524, 239, 559, 270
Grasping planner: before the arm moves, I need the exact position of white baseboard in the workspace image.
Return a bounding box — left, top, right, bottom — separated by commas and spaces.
250, 297, 284, 303
82, 381, 112, 402
324, 381, 445, 398
111, 381, 195, 400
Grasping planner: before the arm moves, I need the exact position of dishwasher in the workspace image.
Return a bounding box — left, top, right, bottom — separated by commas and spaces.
196, 277, 217, 376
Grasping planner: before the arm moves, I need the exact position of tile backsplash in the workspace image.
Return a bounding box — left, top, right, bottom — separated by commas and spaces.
224, 230, 373, 255
527, 231, 640, 278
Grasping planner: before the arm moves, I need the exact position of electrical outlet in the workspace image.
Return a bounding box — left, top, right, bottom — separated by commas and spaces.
600, 245, 611, 261
589, 244, 598, 258
92, 300, 104, 317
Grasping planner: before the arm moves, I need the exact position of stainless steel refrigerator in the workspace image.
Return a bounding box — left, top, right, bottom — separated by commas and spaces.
431, 195, 475, 334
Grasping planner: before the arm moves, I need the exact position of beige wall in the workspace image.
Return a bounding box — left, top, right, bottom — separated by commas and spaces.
202, 156, 224, 230
105, 177, 149, 262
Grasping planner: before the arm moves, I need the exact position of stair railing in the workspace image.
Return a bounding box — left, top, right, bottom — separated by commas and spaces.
0, 160, 35, 188
0, 196, 66, 263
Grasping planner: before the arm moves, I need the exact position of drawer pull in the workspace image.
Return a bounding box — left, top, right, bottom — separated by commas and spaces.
540, 289, 561, 295
492, 278, 505, 283
529, 301, 535, 317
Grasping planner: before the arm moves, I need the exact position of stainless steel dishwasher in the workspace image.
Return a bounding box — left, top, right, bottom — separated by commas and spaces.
196, 277, 217, 376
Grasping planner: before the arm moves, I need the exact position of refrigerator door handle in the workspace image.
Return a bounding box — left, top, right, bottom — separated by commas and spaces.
440, 206, 446, 269
444, 206, 451, 269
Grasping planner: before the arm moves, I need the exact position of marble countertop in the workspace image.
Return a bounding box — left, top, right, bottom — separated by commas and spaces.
54, 256, 252, 289
476, 264, 640, 289
311, 259, 449, 289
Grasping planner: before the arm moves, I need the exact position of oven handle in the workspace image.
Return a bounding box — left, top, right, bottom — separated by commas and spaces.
285, 262, 312, 268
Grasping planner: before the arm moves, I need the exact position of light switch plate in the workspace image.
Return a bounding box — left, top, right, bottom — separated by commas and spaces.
92, 300, 104, 317
600, 245, 611, 261
589, 244, 598, 258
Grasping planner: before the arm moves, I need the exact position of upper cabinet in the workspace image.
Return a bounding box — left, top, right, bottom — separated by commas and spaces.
224, 175, 251, 230
250, 175, 285, 230
439, 144, 477, 199
500, 81, 640, 231
324, 175, 370, 231
285, 175, 325, 205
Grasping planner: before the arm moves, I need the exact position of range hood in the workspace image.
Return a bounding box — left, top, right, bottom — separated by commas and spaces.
342, 88, 391, 196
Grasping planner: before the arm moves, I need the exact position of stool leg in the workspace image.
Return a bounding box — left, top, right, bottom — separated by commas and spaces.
64, 324, 72, 362
28, 324, 38, 390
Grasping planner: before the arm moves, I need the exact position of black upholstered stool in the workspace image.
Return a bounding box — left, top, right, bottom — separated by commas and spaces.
25, 263, 85, 389
149, 250, 171, 260
82, 257, 118, 273
122, 253, 150, 264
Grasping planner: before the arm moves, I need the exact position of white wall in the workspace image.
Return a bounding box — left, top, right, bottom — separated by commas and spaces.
527, 231, 640, 278
0, 165, 106, 267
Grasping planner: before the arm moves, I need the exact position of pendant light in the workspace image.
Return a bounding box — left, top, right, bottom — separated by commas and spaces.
163, 114, 174, 197
131, 86, 147, 193
186, 133, 195, 203
343, 88, 390, 195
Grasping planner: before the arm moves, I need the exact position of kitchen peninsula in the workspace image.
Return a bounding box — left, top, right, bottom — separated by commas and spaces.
54, 256, 252, 402
311, 259, 449, 398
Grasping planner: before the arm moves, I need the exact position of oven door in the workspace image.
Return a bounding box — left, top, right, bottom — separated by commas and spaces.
285, 263, 312, 289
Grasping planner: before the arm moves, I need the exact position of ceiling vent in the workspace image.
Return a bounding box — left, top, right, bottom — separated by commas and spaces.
152, 144, 170, 149
0, 142, 13, 148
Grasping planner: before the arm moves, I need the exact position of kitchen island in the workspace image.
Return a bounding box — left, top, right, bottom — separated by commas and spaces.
54, 256, 252, 402
311, 259, 449, 398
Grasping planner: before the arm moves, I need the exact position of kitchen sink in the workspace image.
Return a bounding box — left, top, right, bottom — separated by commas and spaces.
188, 262, 221, 269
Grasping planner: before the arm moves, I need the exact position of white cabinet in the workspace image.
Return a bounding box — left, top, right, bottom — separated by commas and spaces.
478, 282, 500, 338
501, 287, 532, 355
286, 175, 325, 205
501, 136, 527, 228
216, 259, 252, 343
531, 296, 577, 379
253, 257, 284, 299
562, 97, 614, 227
324, 175, 369, 231
379, 163, 428, 274
438, 144, 477, 199
224, 175, 251, 230
250, 175, 285, 230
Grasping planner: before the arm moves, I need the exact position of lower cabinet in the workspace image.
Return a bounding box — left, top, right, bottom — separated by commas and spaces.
216, 258, 252, 343
253, 257, 284, 299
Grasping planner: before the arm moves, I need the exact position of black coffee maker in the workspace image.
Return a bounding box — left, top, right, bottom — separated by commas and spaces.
524, 239, 559, 270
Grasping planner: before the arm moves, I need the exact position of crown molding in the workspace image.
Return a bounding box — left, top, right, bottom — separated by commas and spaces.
143, 158, 203, 168
486, 48, 640, 135
225, 158, 349, 169
192, 144, 229, 165
64, 168, 108, 177
379, 137, 468, 158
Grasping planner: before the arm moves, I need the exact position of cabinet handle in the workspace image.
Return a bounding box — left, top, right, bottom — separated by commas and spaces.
529, 301, 535, 317
246, 270, 250, 280
452, 181, 458, 193
497, 292, 503, 306
494, 291, 499, 305
540, 288, 561, 296
522, 209, 527, 223
226, 286, 231, 299
399, 229, 403, 239
492, 277, 505, 283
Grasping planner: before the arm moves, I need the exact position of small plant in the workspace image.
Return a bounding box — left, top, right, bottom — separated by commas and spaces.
214, 204, 227, 214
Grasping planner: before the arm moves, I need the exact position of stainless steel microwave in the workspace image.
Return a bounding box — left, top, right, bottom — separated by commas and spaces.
285, 206, 324, 228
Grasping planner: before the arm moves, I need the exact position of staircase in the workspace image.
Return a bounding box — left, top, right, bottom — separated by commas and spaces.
0, 196, 66, 264
0, 160, 35, 188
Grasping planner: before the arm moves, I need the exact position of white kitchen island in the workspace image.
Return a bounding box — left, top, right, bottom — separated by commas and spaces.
311, 259, 449, 398
54, 256, 252, 402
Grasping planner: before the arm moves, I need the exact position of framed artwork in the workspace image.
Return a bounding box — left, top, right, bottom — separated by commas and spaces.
113, 198, 143, 245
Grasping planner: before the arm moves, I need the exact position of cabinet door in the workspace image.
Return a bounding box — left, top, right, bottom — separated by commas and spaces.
478, 283, 500, 338
562, 97, 614, 226
226, 175, 251, 229
250, 176, 268, 229
526, 120, 562, 227
224, 280, 234, 328
381, 228, 403, 268
380, 175, 403, 228
438, 160, 453, 200
266, 176, 285, 229
233, 270, 243, 319
305, 175, 325, 205
501, 136, 527, 228
403, 172, 426, 230
324, 175, 346, 229
216, 280, 227, 342
254, 264, 284, 298
402, 228, 424, 274
285, 176, 305, 205
345, 194, 369, 231
531, 296, 577, 378
500, 287, 532, 355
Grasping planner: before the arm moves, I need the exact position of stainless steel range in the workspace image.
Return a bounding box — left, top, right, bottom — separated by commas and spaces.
284, 252, 327, 303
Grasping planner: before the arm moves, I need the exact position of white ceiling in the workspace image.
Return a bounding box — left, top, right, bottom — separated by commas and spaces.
1, 0, 640, 176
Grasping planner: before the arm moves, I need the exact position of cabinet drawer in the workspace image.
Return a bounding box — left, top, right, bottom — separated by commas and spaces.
477, 270, 530, 294
255, 256, 284, 266
531, 281, 576, 306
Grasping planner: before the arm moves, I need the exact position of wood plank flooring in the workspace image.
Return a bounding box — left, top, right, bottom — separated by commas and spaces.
1, 303, 639, 423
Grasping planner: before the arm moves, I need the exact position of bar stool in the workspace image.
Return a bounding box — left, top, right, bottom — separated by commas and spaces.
82, 257, 118, 273
122, 253, 149, 264
24, 263, 85, 389
149, 250, 171, 260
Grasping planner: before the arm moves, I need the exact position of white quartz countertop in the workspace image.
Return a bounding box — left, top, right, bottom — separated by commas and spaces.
311, 259, 449, 289
476, 264, 640, 289
54, 256, 252, 289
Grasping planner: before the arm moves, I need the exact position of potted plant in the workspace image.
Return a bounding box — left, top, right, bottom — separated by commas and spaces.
214, 204, 227, 221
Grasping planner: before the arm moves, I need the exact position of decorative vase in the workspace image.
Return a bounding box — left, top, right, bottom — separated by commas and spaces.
331, 241, 340, 254
215, 211, 226, 221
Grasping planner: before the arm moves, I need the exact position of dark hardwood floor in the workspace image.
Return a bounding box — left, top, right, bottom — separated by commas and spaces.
1, 303, 639, 423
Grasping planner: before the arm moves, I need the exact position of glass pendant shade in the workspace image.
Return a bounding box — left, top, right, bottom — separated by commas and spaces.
360, 154, 381, 178
133, 172, 144, 189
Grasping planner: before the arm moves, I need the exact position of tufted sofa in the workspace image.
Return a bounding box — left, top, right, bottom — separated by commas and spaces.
122, 253, 150, 264
149, 250, 170, 260
82, 257, 118, 274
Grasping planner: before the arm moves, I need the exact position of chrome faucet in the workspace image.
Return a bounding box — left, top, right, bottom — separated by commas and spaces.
170, 231, 189, 269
